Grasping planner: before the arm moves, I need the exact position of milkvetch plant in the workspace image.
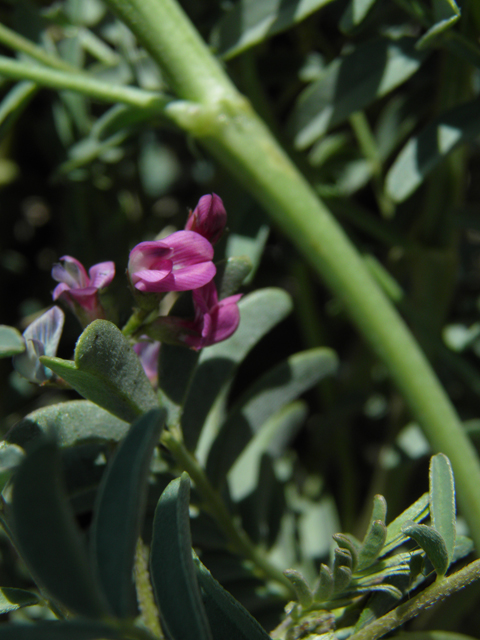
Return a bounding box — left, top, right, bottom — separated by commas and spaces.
1, 0, 480, 638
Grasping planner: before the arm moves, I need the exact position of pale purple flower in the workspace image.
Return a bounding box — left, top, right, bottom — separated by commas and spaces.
184, 194, 227, 245
13, 306, 64, 383
52, 256, 115, 325
128, 230, 216, 294
133, 338, 160, 387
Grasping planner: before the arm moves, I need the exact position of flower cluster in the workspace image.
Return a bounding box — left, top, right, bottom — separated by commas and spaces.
23, 194, 242, 388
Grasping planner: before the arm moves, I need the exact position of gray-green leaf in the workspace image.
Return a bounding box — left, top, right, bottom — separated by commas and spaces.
41, 320, 158, 422
150, 473, 213, 640
0, 325, 25, 358
429, 453, 456, 564
91, 409, 165, 618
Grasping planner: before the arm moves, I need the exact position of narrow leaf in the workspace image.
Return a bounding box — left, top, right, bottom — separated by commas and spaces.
382, 493, 429, 556
0, 588, 39, 614
313, 564, 334, 602
290, 38, 426, 149
194, 555, 271, 640
206, 348, 338, 486
416, 0, 461, 50
402, 522, 449, 576
42, 320, 158, 422
215, 256, 252, 300
386, 96, 480, 202
212, 0, 335, 59
0, 81, 37, 139
429, 453, 456, 564
340, 0, 379, 32
228, 401, 307, 501
91, 409, 165, 618
10, 438, 108, 618
150, 474, 212, 640
333, 565, 352, 593
357, 521, 387, 571
7, 400, 129, 448
0, 325, 24, 358
333, 534, 360, 571
284, 570, 313, 606
181, 288, 293, 451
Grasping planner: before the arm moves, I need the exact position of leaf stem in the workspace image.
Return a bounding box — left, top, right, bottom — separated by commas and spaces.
0, 56, 170, 109
161, 430, 294, 596
0, 24, 77, 73
349, 559, 480, 640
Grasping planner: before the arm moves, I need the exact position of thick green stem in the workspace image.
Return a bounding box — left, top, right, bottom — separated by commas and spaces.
349, 559, 480, 640
161, 430, 294, 596
0, 56, 169, 109
101, 0, 480, 551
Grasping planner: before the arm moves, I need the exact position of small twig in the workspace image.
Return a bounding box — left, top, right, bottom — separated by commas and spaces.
349, 559, 480, 640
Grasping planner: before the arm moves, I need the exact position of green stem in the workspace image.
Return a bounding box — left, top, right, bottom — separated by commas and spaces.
122, 308, 152, 337
134, 539, 163, 639
0, 56, 169, 109
0, 23, 77, 72
70, 0, 480, 552
349, 559, 480, 640
161, 430, 294, 596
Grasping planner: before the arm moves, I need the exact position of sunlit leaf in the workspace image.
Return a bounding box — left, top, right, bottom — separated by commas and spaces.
212, 0, 335, 60
41, 320, 159, 423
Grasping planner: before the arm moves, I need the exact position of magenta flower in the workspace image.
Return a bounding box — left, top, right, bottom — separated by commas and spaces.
133, 338, 160, 387
128, 230, 216, 294
184, 194, 227, 245
181, 281, 242, 350
52, 256, 115, 326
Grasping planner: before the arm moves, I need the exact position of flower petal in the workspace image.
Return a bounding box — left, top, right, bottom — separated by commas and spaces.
52, 256, 89, 288
166, 230, 214, 266
164, 261, 216, 291
128, 241, 172, 274
88, 261, 115, 289
185, 194, 227, 245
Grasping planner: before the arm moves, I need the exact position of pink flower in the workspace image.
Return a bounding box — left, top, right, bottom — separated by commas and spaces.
128, 230, 216, 293
184, 194, 226, 245
52, 256, 115, 325
133, 338, 160, 387
183, 281, 242, 350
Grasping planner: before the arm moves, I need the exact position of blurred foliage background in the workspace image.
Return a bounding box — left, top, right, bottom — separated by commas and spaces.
2, 0, 480, 633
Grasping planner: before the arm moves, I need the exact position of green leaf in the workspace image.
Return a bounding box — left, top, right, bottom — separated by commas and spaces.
90, 103, 165, 141
194, 555, 271, 640
10, 438, 108, 618
284, 569, 313, 606
0, 82, 38, 140
212, 0, 335, 60
206, 348, 338, 486
333, 548, 353, 591
290, 38, 426, 149
181, 288, 293, 451
0, 587, 39, 614
150, 473, 212, 640
91, 409, 165, 618
402, 522, 449, 576
7, 400, 129, 448
333, 534, 359, 572
0, 621, 126, 640
157, 343, 199, 426
429, 453, 456, 564
313, 564, 333, 602
386, 96, 480, 202
382, 493, 429, 556
356, 495, 387, 570
416, 0, 461, 50
41, 320, 159, 422
0, 325, 24, 358
215, 256, 252, 300
340, 0, 379, 32
228, 401, 307, 501
0, 443, 25, 471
